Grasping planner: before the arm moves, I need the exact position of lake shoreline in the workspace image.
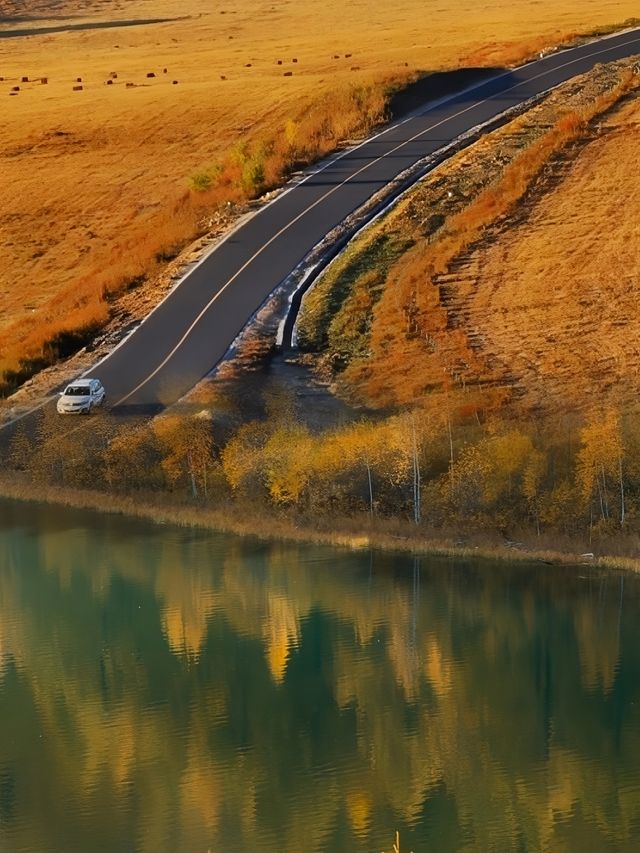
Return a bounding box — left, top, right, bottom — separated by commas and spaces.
1, 473, 636, 574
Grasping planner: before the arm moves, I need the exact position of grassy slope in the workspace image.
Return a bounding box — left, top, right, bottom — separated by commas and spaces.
298, 59, 640, 417
1, 0, 639, 384
442, 94, 640, 414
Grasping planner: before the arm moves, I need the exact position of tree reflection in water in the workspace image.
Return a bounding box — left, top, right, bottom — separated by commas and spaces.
0, 499, 638, 852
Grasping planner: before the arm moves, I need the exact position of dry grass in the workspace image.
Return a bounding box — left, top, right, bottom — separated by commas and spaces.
2, 469, 635, 571
1, 0, 638, 389
298, 60, 640, 415
443, 91, 640, 414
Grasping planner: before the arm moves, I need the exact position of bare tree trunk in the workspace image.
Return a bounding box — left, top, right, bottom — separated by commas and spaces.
188, 452, 198, 499
412, 419, 421, 525
447, 412, 454, 493
619, 453, 625, 527
596, 470, 605, 521
365, 457, 374, 519
600, 463, 610, 519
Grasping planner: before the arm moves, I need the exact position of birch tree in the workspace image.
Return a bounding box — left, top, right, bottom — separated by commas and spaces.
576, 411, 625, 527
154, 412, 215, 499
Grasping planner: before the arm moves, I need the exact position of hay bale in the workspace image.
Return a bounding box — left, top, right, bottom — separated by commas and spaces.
283, 71, 293, 77
72, 85, 83, 91
146, 72, 156, 78
21, 76, 28, 82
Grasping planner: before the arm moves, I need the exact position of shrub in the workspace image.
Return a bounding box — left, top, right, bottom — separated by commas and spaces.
241, 151, 266, 197
190, 171, 213, 192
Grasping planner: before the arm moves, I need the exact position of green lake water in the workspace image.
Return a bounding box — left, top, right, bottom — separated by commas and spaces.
0, 498, 639, 852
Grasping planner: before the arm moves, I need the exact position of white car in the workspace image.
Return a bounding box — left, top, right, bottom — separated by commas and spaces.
57, 378, 106, 414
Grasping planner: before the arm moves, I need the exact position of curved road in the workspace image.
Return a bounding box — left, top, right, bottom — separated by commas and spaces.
30, 29, 640, 414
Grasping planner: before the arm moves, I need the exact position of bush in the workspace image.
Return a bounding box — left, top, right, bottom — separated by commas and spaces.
241, 154, 266, 197
190, 171, 213, 192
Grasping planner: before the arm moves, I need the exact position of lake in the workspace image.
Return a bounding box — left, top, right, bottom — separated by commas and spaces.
0, 498, 639, 852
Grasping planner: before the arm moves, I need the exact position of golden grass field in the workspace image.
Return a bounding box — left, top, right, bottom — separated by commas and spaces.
0, 0, 638, 388
438, 93, 640, 414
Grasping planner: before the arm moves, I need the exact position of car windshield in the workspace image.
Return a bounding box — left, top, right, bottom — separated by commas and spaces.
64, 386, 91, 396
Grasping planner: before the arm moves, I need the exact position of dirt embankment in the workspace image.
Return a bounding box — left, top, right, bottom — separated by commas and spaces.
297, 58, 640, 418
434, 89, 640, 414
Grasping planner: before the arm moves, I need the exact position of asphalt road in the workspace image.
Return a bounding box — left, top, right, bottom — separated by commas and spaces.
25, 28, 640, 415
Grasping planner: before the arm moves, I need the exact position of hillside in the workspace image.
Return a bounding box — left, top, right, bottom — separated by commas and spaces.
1, 0, 639, 390
298, 58, 640, 418
433, 93, 640, 415
4, 59, 640, 552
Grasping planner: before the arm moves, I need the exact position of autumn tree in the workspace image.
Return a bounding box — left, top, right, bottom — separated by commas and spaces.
316, 421, 388, 517
153, 412, 215, 500
448, 427, 539, 527
576, 410, 626, 528
261, 423, 316, 506
103, 423, 159, 492
29, 407, 90, 485
7, 421, 33, 472
221, 420, 270, 499
522, 448, 546, 536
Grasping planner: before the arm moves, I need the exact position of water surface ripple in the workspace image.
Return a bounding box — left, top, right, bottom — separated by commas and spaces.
1, 499, 639, 851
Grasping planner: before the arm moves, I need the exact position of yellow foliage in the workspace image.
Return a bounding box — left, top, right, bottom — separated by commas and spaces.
346, 790, 372, 836
104, 426, 156, 490
221, 421, 269, 493
263, 424, 315, 505
523, 449, 546, 503
450, 428, 537, 513
576, 410, 622, 503
153, 412, 214, 495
